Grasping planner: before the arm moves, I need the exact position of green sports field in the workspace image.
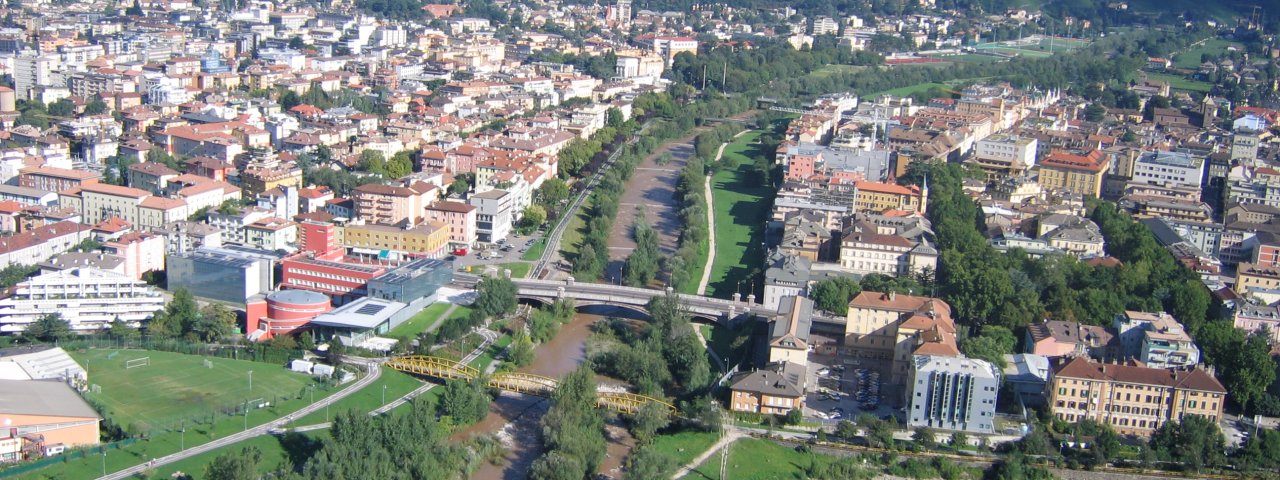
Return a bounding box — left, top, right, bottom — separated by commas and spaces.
73, 349, 318, 431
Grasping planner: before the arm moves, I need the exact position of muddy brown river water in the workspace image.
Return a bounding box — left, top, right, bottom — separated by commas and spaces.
461, 313, 637, 480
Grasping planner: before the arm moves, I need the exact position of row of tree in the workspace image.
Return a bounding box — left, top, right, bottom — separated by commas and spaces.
668, 155, 710, 292
530, 367, 606, 480
590, 294, 712, 397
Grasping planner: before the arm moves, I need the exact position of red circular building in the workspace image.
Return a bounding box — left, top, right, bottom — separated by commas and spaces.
247, 290, 331, 340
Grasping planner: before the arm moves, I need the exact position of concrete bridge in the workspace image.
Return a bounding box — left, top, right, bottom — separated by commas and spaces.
455, 275, 765, 324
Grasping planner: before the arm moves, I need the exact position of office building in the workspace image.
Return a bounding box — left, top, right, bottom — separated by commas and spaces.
167, 246, 282, 304
907, 355, 1000, 433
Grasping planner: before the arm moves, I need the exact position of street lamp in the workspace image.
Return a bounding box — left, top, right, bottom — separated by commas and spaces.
243, 400, 249, 431
382, 384, 387, 405
248, 370, 253, 391
101, 449, 106, 476
180, 421, 185, 451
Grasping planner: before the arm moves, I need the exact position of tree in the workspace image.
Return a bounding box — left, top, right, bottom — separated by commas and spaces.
146, 310, 179, 339
191, 304, 236, 342
280, 90, 302, 110
536, 178, 569, 207
625, 444, 676, 479
204, 446, 261, 480
288, 36, 306, 50
83, 97, 108, 115
438, 377, 491, 425
912, 427, 936, 449
519, 204, 548, 230
448, 173, 473, 196
951, 431, 968, 447
46, 98, 74, 118
358, 149, 387, 176
25, 313, 73, 342
1149, 415, 1225, 471
1083, 102, 1107, 122
629, 401, 670, 445
1225, 331, 1275, 414
573, 243, 601, 278
835, 420, 857, 439
508, 332, 534, 366
386, 150, 413, 179
147, 147, 180, 171
809, 277, 861, 315
326, 340, 346, 369
624, 218, 660, 287
473, 276, 517, 321
960, 325, 1016, 368
783, 408, 803, 426
108, 318, 139, 340
299, 331, 315, 350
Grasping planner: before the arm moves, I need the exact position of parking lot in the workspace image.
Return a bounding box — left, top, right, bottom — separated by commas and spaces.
804, 353, 900, 424
450, 232, 544, 271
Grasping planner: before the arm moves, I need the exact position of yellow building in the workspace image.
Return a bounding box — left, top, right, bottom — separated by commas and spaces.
1049, 357, 1226, 436
241, 165, 302, 197
845, 292, 958, 387
1235, 262, 1280, 294
727, 362, 805, 415
853, 180, 926, 214
343, 221, 449, 258
1037, 149, 1110, 198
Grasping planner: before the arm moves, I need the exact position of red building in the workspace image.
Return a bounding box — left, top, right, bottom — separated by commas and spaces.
298, 220, 340, 255
245, 289, 331, 340
279, 251, 390, 305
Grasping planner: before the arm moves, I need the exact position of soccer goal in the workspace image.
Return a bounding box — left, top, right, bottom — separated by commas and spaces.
125, 357, 150, 369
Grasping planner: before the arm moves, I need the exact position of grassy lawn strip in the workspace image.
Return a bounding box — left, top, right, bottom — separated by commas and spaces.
1174, 38, 1235, 69
148, 431, 319, 480
688, 438, 819, 480
1144, 71, 1213, 93
706, 131, 773, 299
72, 349, 318, 432
387, 302, 451, 338
521, 236, 548, 261
292, 367, 423, 426
558, 194, 594, 260
651, 430, 718, 467
863, 82, 950, 100
495, 262, 532, 279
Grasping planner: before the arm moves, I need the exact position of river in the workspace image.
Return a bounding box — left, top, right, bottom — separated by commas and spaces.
462, 313, 637, 480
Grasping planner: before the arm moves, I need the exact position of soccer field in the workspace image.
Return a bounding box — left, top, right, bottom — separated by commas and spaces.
73, 349, 317, 431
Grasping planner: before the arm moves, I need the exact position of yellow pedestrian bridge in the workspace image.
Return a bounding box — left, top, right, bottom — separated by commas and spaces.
385, 355, 676, 415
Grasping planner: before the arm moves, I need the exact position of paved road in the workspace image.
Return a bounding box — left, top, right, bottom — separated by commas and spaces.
98, 357, 383, 480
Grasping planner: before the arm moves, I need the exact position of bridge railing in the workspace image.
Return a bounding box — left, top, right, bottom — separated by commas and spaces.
384, 356, 676, 414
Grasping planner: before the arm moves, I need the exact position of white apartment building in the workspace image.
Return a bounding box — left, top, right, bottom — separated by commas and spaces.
0, 268, 165, 334
1132, 151, 1206, 190
12, 52, 60, 100
469, 189, 514, 243
969, 134, 1038, 177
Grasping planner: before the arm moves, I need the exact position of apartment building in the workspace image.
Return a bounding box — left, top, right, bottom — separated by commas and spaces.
1113, 311, 1200, 369
1049, 357, 1226, 436
469, 189, 514, 243
967, 134, 1038, 179
727, 362, 806, 415
353, 182, 434, 227
1037, 149, 1110, 198
0, 267, 164, 334
424, 201, 477, 248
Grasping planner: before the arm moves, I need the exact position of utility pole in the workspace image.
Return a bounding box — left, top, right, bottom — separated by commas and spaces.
702, 64, 707, 91
248, 370, 253, 391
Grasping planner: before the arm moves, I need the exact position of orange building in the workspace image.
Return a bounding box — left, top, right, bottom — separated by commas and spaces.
0, 380, 100, 452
